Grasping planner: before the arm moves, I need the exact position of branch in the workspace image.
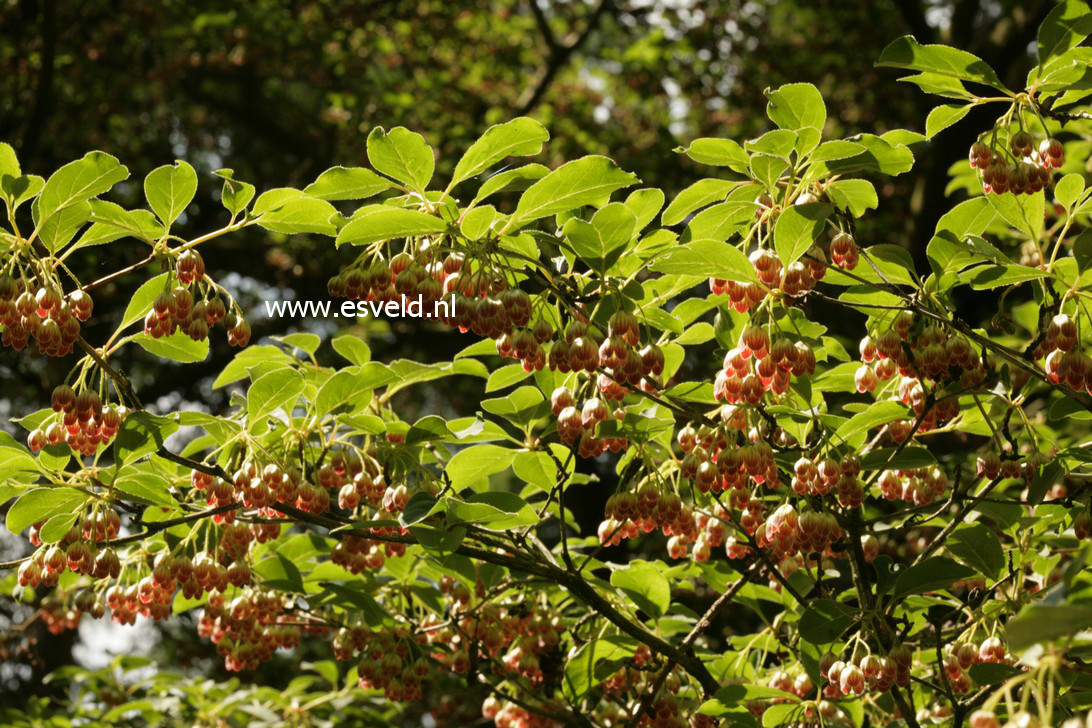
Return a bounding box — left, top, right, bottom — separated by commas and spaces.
516, 0, 613, 115
0, 502, 238, 570
80, 252, 157, 292
627, 563, 762, 727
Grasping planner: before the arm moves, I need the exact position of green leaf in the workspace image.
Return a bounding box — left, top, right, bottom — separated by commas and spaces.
254, 553, 305, 593
366, 126, 435, 193
890, 556, 975, 601
275, 333, 321, 356
315, 368, 374, 416
449, 117, 549, 189
765, 83, 826, 131
877, 35, 1008, 91
446, 492, 539, 531
650, 240, 758, 283
86, 200, 164, 243
1037, 0, 1092, 67
624, 188, 665, 233
121, 274, 170, 329
445, 444, 515, 489
745, 130, 797, 159
214, 168, 256, 217
6, 488, 87, 534
610, 560, 670, 619
826, 179, 878, 217
562, 202, 637, 273
799, 599, 856, 644
763, 703, 807, 727
144, 161, 198, 227
682, 200, 759, 245
1075, 228, 1092, 273
248, 368, 305, 423
303, 166, 395, 200
835, 400, 911, 443
773, 202, 831, 265
750, 155, 790, 191
1, 174, 44, 214
39, 511, 81, 544
899, 71, 974, 99
37, 201, 90, 253
988, 191, 1044, 240
926, 197, 996, 276
563, 637, 635, 702
966, 264, 1047, 290
36, 151, 129, 225
113, 470, 175, 508
470, 164, 550, 205
1006, 603, 1092, 651
509, 156, 638, 228
335, 204, 447, 246
134, 331, 209, 363
460, 205, 496, 239
1055, 173, 1085, 211
256, 195, 338, 235
676, 138, 750, 173
395, 493, 439, 526
332, 335, 371, 365
813, 134, 915, 176
809, 140, 866, 163
484, 364, 532, 393
662, 179, 737, 226
0, 432, 38, 481
512, 451, 556, 492
969, 662, 1022, 685
114, 412, 179, 466
947, 523, 1005, 579
0, 141, 18, 178
925, 103, 972, 139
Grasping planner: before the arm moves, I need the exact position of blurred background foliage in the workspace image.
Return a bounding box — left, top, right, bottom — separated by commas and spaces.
0, 0, 1057, 711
